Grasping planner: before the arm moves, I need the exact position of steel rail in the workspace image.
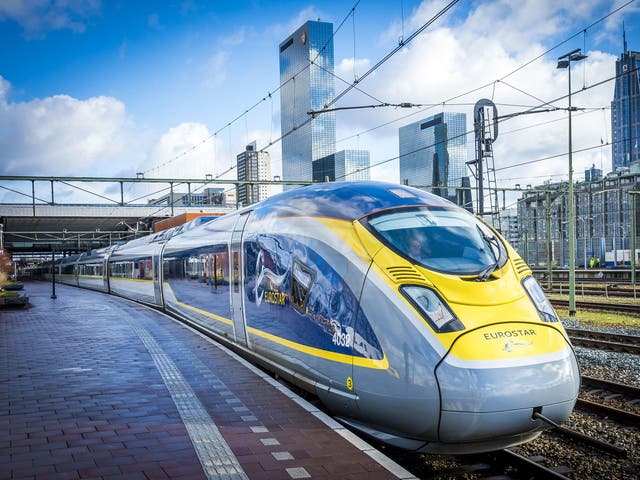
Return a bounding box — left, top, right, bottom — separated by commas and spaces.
581, 375, 640, 397
548, 286, 638, 298
551, 299, 640, 315
533, 412, 628, 457
486, 449, 573, 479
565, 328, 640, 354
578, 375, 640, 427
570, 337, 640, 354
575, 398, 640, 427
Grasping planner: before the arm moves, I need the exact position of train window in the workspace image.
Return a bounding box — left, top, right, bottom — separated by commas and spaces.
290, 260, 314, 312
363, 206, 507, 277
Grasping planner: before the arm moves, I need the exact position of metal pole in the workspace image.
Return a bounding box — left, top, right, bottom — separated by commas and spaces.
32, 180, 36, 216
567, 61, 576, 316
546, 190, 552, 289
170, 182, 174, 217
51, 248, 57, 299
50, 180, 55, 205
628, 49, 633, 170
631, 192, 637, 289
614, 221, 617, 266
584, 219, 589, 271
478, 139, 484, 215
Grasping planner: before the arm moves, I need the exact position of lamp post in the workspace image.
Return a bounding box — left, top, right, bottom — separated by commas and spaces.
557, 48, 587, 317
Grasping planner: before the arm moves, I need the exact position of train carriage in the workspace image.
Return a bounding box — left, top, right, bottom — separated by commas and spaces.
76, 246, 114, 292
50, 181, 580, 454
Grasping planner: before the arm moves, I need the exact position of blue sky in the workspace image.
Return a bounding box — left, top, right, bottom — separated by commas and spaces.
1, 0, 639, 205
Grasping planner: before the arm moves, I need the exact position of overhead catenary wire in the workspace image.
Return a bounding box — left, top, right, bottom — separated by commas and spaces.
141, 1, 363, 177
310, 58, 388, 106
141, 0, 633, 182
150, 0, 633, 183
142, 0, 459, 178
333, 60, 634, 183
326, 0, 460, 111
331, 0, 634, 163
255, 0, 461, 154
497, 79, 561, 109
104, 0, 635, 201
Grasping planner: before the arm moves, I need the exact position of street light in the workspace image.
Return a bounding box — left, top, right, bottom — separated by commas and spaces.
557, 48, 587, 317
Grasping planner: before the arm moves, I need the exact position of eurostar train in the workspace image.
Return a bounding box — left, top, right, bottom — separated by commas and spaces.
52, 181, 579, 454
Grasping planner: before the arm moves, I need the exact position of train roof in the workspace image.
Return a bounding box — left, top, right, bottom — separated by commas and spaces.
253, 181, 454, 221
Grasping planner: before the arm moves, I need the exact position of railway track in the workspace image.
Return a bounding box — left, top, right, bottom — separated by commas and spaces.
578, 375, 640, 427
388, 374, 640, 479
384, 447, 576, 480
565, 327, 640, 354
550, 298, 640, 316
463, 449, 574, 479
547, 285, 639, 299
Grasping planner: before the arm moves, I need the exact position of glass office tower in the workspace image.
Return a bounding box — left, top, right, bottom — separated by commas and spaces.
312, 149, 370, 182
279, 21, 335, 188
399, 112, 468, 201
611, 41, 640, 172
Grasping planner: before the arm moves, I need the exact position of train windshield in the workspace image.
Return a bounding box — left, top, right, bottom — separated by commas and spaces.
363, 206, 507, 276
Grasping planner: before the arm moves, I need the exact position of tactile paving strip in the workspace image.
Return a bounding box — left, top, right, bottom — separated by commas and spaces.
126, 315, 249, 480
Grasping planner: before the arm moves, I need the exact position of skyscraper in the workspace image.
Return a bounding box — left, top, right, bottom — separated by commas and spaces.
611, 31, 640, 172
236, 141, 271, 206
312, 149, 370, 182
279, 21, 335, 188
399, 112, 469, 204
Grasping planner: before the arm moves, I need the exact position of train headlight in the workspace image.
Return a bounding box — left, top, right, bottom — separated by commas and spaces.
522, 276, 558, 322
400, 286, 465, 333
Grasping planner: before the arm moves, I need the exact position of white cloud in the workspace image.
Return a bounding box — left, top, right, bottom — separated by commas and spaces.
0, 76, 139, 177
0, 76, 10, 103
221, 28, 247, 47
332, 0, 618, 198
203, 51, 229, 87
143, 123, 217, 179
268, 6, 328, 40
0, 0, 101, 38
127, 122, 251, 204
335, 57, 371, 84
603, 0, 640, 33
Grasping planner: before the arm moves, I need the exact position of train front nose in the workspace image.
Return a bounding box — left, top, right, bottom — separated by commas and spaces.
433, 322, 580, 453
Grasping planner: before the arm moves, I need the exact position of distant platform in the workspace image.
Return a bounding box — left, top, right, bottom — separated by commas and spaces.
1, 282, 416, 479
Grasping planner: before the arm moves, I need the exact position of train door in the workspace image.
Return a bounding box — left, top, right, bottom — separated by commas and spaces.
229, 212, 251, 346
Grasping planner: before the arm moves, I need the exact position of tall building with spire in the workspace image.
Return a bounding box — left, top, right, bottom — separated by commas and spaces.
611, 27, 640, 172
279, 21, 335, 189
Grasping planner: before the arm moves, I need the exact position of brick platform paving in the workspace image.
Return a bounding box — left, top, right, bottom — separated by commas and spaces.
1, 282, 416, 480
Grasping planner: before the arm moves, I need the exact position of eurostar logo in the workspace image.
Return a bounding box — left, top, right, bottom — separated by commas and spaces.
502, 340, 533, 352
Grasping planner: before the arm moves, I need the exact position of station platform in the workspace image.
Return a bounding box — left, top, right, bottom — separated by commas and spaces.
1, 282, 417, 480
